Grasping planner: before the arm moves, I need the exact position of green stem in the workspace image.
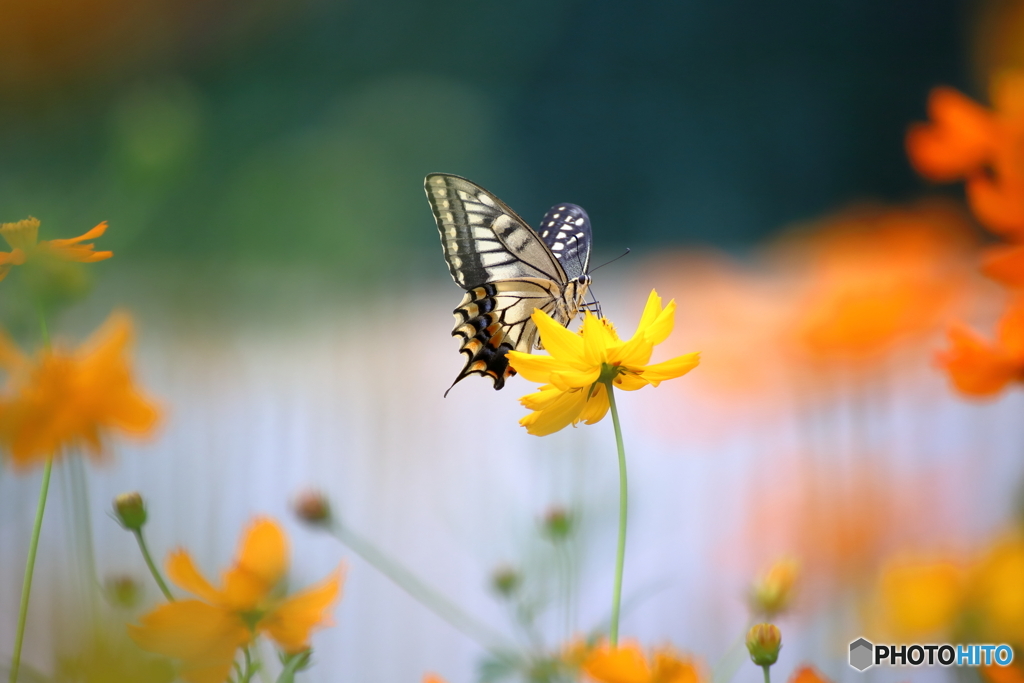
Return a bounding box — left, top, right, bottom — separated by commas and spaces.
133, 529, 175, 602
68, 455, 99, 623
606, 383, 628, 647
329, 521, 511, 652
9, 459, 54, 683
762, 665, 772, 683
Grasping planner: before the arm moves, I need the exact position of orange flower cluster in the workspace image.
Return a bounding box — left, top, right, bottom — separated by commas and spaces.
908, 74, 1024, 395
783, 202, 971, 364
0, 217, 112, 281
0, 312, 160, 469
581, 642, 704, 683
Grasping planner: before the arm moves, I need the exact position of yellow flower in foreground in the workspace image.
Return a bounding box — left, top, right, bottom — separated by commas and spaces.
0, 217, 112, 281
129, 518, 343, 683
583, 642, 704, 683
508, 290, 700, 436
0, 312, 160, 469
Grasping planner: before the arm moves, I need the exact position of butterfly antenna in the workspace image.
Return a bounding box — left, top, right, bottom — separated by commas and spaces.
589, 247, 631, 273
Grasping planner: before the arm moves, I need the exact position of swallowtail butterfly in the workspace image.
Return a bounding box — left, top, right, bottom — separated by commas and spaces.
424, 173, 593, 394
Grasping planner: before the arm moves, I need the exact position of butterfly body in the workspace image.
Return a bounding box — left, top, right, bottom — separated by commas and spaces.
424, 173, 593, 393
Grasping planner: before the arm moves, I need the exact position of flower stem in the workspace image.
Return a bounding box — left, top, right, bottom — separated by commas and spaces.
329, 521, 511, 652
762, 665, 772, 683
605, 383, 628, 646
9, 458, 53, 683
132, 529, 175, 602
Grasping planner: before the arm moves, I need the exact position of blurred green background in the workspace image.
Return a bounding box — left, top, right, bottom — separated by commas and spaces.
0, 0, 973, 280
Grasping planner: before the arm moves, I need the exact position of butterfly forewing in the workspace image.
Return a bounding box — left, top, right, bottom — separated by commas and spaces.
425, 174, 567, 287
425, 173, 593, 394
537, 204, 592, 282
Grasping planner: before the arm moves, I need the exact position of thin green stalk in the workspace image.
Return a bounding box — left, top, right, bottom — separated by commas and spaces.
9, 459, 54, 683
762, 665, 772, 683
605, 383, 628, 647
68, 455, 99, 622
133, 529, 175, 602
329, 521, 511, 652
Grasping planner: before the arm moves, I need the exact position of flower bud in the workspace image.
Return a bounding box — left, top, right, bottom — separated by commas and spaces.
105, 575, 142, 608
490, 565, 522, 598
750, 557, 799, 618
542, 506, 574, 542
746, 623, 782, 667
113, 492, 147, 531
293, 489, 332, 526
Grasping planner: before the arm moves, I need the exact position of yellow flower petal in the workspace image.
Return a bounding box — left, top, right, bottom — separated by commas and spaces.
520, 387, 589, 436
531, 308, 585, 362
578, 382, 610, 424
520, 384, 567, 410
260, 567, 344, 653
582, 313, 616, 366
550, 366, 601, 391
222, 518, 288, 610
166, 550, 224, 605
612, 372, 650, 391
638, 352, 701, 386
642, 298, 677, 347
127, 600, 249, 683
506, 351, 562, 384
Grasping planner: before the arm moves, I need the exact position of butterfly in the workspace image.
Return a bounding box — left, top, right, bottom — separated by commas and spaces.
424, 173, 593, 395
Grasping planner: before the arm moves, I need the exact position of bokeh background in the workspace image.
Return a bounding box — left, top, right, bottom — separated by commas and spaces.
2, 0, 1024, 682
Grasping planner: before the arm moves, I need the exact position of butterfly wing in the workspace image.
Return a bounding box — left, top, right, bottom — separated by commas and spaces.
537, 203, 593, 282
425, 174, 576, 393
425, 174, 569, 287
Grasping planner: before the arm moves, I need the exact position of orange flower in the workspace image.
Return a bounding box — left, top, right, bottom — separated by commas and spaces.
0, 312, 160, 469
907, 74, 1024, 236
877, 556, 966, 638
936, 297, 1024, 396
129, 518, 343, 683
582, 642, 704, 683
0, 217, 112, 281
788, 666, 830, 683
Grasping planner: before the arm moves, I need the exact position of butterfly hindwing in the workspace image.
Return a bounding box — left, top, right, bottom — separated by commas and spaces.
425, 173, 592, 394
448, 279, 567, 393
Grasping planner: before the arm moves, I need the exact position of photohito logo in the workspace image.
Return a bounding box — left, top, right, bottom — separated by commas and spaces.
849, 638, 1014, 671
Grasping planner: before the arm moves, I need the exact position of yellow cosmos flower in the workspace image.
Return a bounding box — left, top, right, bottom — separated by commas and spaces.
129, 518, 343, 683
0, 312, 160, 469
507, 289, 700, 436
0, 217, 112, 281
582, 642, 704, 683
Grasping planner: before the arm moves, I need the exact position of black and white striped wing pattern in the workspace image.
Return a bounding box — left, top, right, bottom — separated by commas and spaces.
425, 173, 591, 394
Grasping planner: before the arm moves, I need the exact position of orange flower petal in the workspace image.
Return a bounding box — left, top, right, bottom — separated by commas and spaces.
936, 322, 1019, 397
222, 518, 288, 610
967, 174, 1024, 237
40, 221, 113, 262
982, 243, 1024, 288
166, 550, 224, 605
127, 600, 249, 683
906, 87, 996, 182
583, 642, 651, 683
260, 567, 344, 653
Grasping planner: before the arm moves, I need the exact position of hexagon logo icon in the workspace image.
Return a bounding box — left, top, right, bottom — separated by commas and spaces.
849, 638, 874, 671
